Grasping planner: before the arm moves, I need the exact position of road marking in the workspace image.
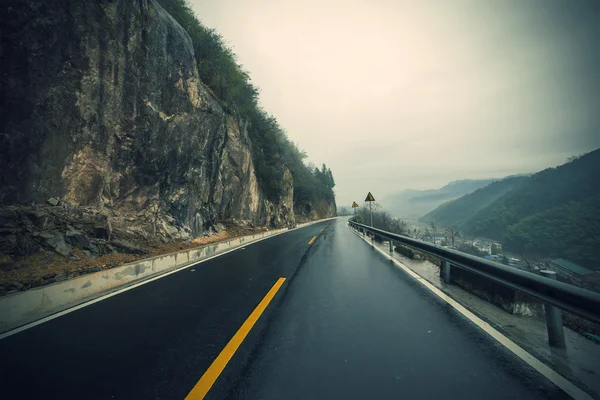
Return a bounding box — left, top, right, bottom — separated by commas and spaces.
0, 219, 335, 340
347, 223, 593, 400
320, 228, 324, 232
308, 236, 317, 245
185, 277, 286, 400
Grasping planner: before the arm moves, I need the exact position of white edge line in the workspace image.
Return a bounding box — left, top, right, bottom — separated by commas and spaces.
0, 218, 334, 340
346, 223, 593, 400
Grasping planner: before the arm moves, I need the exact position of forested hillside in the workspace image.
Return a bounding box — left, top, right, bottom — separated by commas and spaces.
503, 195, 600, 268
461, 150, 599, 236
426, 149, 600, 269
421, 176, 528, 227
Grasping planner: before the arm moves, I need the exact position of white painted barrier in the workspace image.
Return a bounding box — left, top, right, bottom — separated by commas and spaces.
0, 222, 325, 334
0, 217, 336, 333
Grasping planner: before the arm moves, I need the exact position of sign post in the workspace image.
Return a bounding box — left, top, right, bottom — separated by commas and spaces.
351, 201, 359, 216
364, 192, 375, 227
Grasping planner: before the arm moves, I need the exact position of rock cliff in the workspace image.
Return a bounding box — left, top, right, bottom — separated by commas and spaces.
0, 0, 315, 261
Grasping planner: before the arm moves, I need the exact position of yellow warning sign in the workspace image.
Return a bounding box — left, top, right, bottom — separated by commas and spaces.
365, 192, 375, 202
352, 201, 359, 208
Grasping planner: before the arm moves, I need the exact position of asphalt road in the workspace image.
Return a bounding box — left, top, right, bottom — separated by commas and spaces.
0, 218, 569, 399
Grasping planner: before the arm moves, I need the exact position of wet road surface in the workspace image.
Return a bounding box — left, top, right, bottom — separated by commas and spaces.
0, 218, 568, 399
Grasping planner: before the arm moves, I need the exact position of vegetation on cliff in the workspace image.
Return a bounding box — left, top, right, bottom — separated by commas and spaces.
158, 0, 335, 213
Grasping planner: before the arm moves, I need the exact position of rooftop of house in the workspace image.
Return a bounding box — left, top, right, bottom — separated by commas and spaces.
550, 258, 595, 276
474, 237, 500, 243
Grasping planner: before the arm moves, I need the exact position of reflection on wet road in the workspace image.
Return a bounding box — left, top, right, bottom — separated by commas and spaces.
0, 218, 570, 399
226, 218, 568, 400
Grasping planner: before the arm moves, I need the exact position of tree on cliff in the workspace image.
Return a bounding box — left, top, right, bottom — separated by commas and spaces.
159, 0, 337, 213
315, 164, 335, 189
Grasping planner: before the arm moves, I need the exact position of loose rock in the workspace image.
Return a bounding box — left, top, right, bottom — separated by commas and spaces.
45, 233, 74, 258
111, 239, 146, 255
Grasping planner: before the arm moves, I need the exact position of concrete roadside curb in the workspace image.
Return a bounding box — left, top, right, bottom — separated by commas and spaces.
0, 217, 335, 335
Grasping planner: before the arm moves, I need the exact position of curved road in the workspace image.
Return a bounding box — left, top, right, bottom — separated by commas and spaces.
0, 218, 568, 399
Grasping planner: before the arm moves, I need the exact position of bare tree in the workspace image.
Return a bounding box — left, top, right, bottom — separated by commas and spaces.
445, 226, 460, 248
379, 211, 392, 229
508, 240, 536, 273
396, 219, 408, 235
422, 228, 433, 242
429, 221, 437, 244
519, 253, 536, 273
386, 218, 408, 235
412, 227, 420, 239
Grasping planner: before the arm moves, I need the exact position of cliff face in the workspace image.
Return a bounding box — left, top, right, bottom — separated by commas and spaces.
0, 0, 298, 251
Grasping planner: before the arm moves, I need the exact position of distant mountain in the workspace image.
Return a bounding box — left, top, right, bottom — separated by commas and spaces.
381, 179, 499, 218
424, 149, 600, 270
420, 176, 529, 227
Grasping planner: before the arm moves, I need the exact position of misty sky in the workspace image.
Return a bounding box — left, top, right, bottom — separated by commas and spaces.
189, 0, 600, 206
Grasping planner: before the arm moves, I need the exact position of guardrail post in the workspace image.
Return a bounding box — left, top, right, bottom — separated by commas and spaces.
442, 260, 451, 284
540, 270, 566, 348
389, 239, 394, 253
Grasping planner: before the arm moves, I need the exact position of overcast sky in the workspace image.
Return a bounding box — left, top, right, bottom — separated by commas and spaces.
189, 0, 600, 206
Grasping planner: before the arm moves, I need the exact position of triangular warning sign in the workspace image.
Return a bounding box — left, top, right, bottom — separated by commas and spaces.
352, 201, 359, 208
365, 192, 375, 202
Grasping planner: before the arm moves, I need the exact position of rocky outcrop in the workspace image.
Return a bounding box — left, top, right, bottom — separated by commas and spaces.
0, 0, 305, 261
295, 198, 337, 223
0, 203, 117, 261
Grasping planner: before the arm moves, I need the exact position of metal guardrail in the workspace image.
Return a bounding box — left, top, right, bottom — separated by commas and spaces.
348, 220, 600, 338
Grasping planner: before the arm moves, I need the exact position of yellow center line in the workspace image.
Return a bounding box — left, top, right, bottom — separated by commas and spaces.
185, 277, 287, 400
308, 236, 317, 245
